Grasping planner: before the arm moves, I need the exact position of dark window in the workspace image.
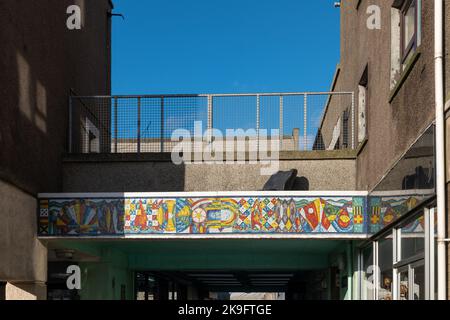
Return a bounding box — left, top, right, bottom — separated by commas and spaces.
401, 0, 417, 63
0, 282, 6, 300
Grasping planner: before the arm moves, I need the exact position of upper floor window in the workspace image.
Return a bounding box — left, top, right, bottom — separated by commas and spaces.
401, 0, 417, 63
390, 0, 422, 90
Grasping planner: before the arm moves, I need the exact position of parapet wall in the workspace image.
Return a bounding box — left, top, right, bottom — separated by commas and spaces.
61, 151, 357, 192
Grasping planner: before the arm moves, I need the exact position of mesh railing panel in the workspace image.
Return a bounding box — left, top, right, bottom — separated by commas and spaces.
69, 92, 354, 154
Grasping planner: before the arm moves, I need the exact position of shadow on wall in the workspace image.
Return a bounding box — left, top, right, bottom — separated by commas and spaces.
0, 0, 110, 194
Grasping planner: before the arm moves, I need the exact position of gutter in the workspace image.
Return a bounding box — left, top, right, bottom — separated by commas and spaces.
434, 0, 447, 301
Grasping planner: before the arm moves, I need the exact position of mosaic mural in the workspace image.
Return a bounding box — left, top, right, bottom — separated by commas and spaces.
368, 195, 427, 233
39, 199, 125, 236
39, 196, 367, 236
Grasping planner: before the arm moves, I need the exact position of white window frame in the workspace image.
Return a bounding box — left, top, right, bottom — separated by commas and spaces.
358, 206, 435, 300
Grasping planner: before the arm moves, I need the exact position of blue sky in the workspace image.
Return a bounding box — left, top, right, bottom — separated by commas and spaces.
112, 0, 341, 95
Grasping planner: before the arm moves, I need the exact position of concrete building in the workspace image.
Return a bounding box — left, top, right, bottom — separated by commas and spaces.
1, 0, 449, 300
0, 0, 113, 299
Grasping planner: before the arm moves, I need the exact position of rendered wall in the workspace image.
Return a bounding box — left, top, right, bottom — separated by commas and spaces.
61, 153, 357, 192
0, 0, 112, 299
0, 180, 47, 300
0, 180, 47, 287
321, 0, 436, 191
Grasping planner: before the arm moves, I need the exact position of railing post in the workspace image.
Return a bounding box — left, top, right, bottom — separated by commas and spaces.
207, 95, 213, 142
304, 93, 308, 151
160, 96, 164, 152
279, 95, 283, 150
351, 92, 355, 149
256, 94, 260, 152
137, 97, 141, 153
68, 96, 73, 153
114, 97, 118, 153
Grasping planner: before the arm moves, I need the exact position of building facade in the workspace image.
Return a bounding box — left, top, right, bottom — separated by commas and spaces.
1, 0, 449, 300
0, 0, 113, 299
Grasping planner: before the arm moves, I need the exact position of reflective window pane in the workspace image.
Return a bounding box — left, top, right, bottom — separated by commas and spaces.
378, 235, 393, 300
403, 1, 416, 51
413, 264, 425, 300
398, 269, 409, 300
400, 214, 425, 260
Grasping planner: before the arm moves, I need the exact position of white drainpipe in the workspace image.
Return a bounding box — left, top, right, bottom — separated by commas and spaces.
435, 0, 446, 301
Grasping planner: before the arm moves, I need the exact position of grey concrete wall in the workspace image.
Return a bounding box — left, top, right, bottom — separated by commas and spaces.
0, 0, 112, 195
0, 180, 47, 284
62, 152, 357, 192
0, 0, 112, 298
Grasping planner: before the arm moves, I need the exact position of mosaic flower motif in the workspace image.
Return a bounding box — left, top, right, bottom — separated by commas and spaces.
192, 208, 207, 223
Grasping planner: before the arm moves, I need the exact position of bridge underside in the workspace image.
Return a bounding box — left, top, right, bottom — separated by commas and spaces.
46, 238, 358, 300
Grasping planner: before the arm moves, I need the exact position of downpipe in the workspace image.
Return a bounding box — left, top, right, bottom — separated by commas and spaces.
435, 0, 447, 301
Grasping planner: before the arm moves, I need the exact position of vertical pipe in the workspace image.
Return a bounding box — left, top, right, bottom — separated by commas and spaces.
137, 97, 141, 153
68, 96, 73, 153
304, 94, 308, 151
161, 96, 164, 152
279, 96, 284, 150
114, 97, 118, 153
374, 241, 379, 300
425, 208, 432, 299
434, 0, 446, 301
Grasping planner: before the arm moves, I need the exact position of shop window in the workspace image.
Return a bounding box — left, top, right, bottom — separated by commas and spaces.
399, 215, 425, 261
377, 234, 394, 300
394, 212, 428, 300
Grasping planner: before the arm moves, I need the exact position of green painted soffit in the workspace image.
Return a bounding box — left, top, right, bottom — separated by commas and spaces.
52, 239, 360, 272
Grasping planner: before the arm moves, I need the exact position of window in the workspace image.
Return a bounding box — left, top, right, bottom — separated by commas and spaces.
358, 66, 368, 143
399, 215, 425, 261
83, 117, 100, 153
377, 234, 394, 300
390, 0, 421, 90
401, 0, 417, 63
0, 282, 6, 300
394, 214, 426, 300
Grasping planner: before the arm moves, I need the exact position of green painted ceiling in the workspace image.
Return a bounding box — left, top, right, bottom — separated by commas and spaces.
51, 239, 357, 271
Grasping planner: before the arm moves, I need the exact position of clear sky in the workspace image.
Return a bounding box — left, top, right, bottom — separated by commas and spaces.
111, 0, 341, 95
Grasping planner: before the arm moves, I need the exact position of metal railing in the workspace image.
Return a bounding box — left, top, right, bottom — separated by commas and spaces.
68, 92, 355, 154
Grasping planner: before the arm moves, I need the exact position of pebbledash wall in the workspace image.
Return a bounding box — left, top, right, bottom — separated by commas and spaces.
318, 0, 445, 299
0, 0, 112, 299
61, 151, 357, 193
